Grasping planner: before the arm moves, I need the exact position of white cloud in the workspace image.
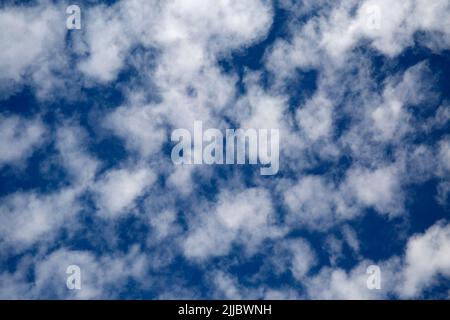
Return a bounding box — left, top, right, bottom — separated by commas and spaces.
1, 0, 449, 300
210, 270, 301, 299
0, 246, 149, 299
105, 103, 167, 159
0, 2, 77, 100
0, 4, 65, 82
282, 163, 404, 231
305, 221, 450, 299
305, 261, 390, 299
78, 5, 133, 82
93, 166, 156, 217
370, 62, 435, 142
78, 0, 272, 83
345, 165, 403, 216
284, 175, 339, 230
183, 187, 282, 260
266, 0, 450, 80
342, 225, 360, 254
400, 221, 450, 297
438, 138, 450, 173
288, 239, 317, 280
0, 188, 79, 249
437, 138, 450, 204
0, 116, 46, 167
0, 124, 98, 250
148, 209, 178, 240
56, 124, 99, 186
228, 74, 287, 131
297, 93, 334, 141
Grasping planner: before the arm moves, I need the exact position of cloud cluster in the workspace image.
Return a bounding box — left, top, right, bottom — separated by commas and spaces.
0, 0, 449, 299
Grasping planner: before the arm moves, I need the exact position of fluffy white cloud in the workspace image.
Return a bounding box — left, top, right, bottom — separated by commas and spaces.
287, 239, 317, 280
345, 165, 403, 216
297, 94, 334, 141
148, 209, 179, 240
304, 221, 450, 299
77, 4, 133, 82
305, 261, 394, 299
105, 103, 167, 159
56, 125, 99, 186
438, 138, 450, 173
93, 166, 156, 217
0, 188, 80, 249
0, 116, 46, 167
0, 2, 77, 100
0, 4, 65, 82
284, 175, 340, 229
227, 74, 286, 130
1, 0, 449, 300
436, 138, 450, 204
183, 187, 283, 260
0, 246, 149, 299
400, 221, 450, 297
0, 124, 97, 249
78, 0, 272, 82
283, 165, 403, 230
210, 270, 301, 299
341, 225, 360, 254
267, 0, 450, 75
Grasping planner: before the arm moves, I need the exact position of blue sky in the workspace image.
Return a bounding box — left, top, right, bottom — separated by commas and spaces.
0, 0, 449, 299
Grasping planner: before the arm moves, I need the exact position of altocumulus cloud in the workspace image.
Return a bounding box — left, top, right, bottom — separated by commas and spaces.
0, 0, 449, 299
